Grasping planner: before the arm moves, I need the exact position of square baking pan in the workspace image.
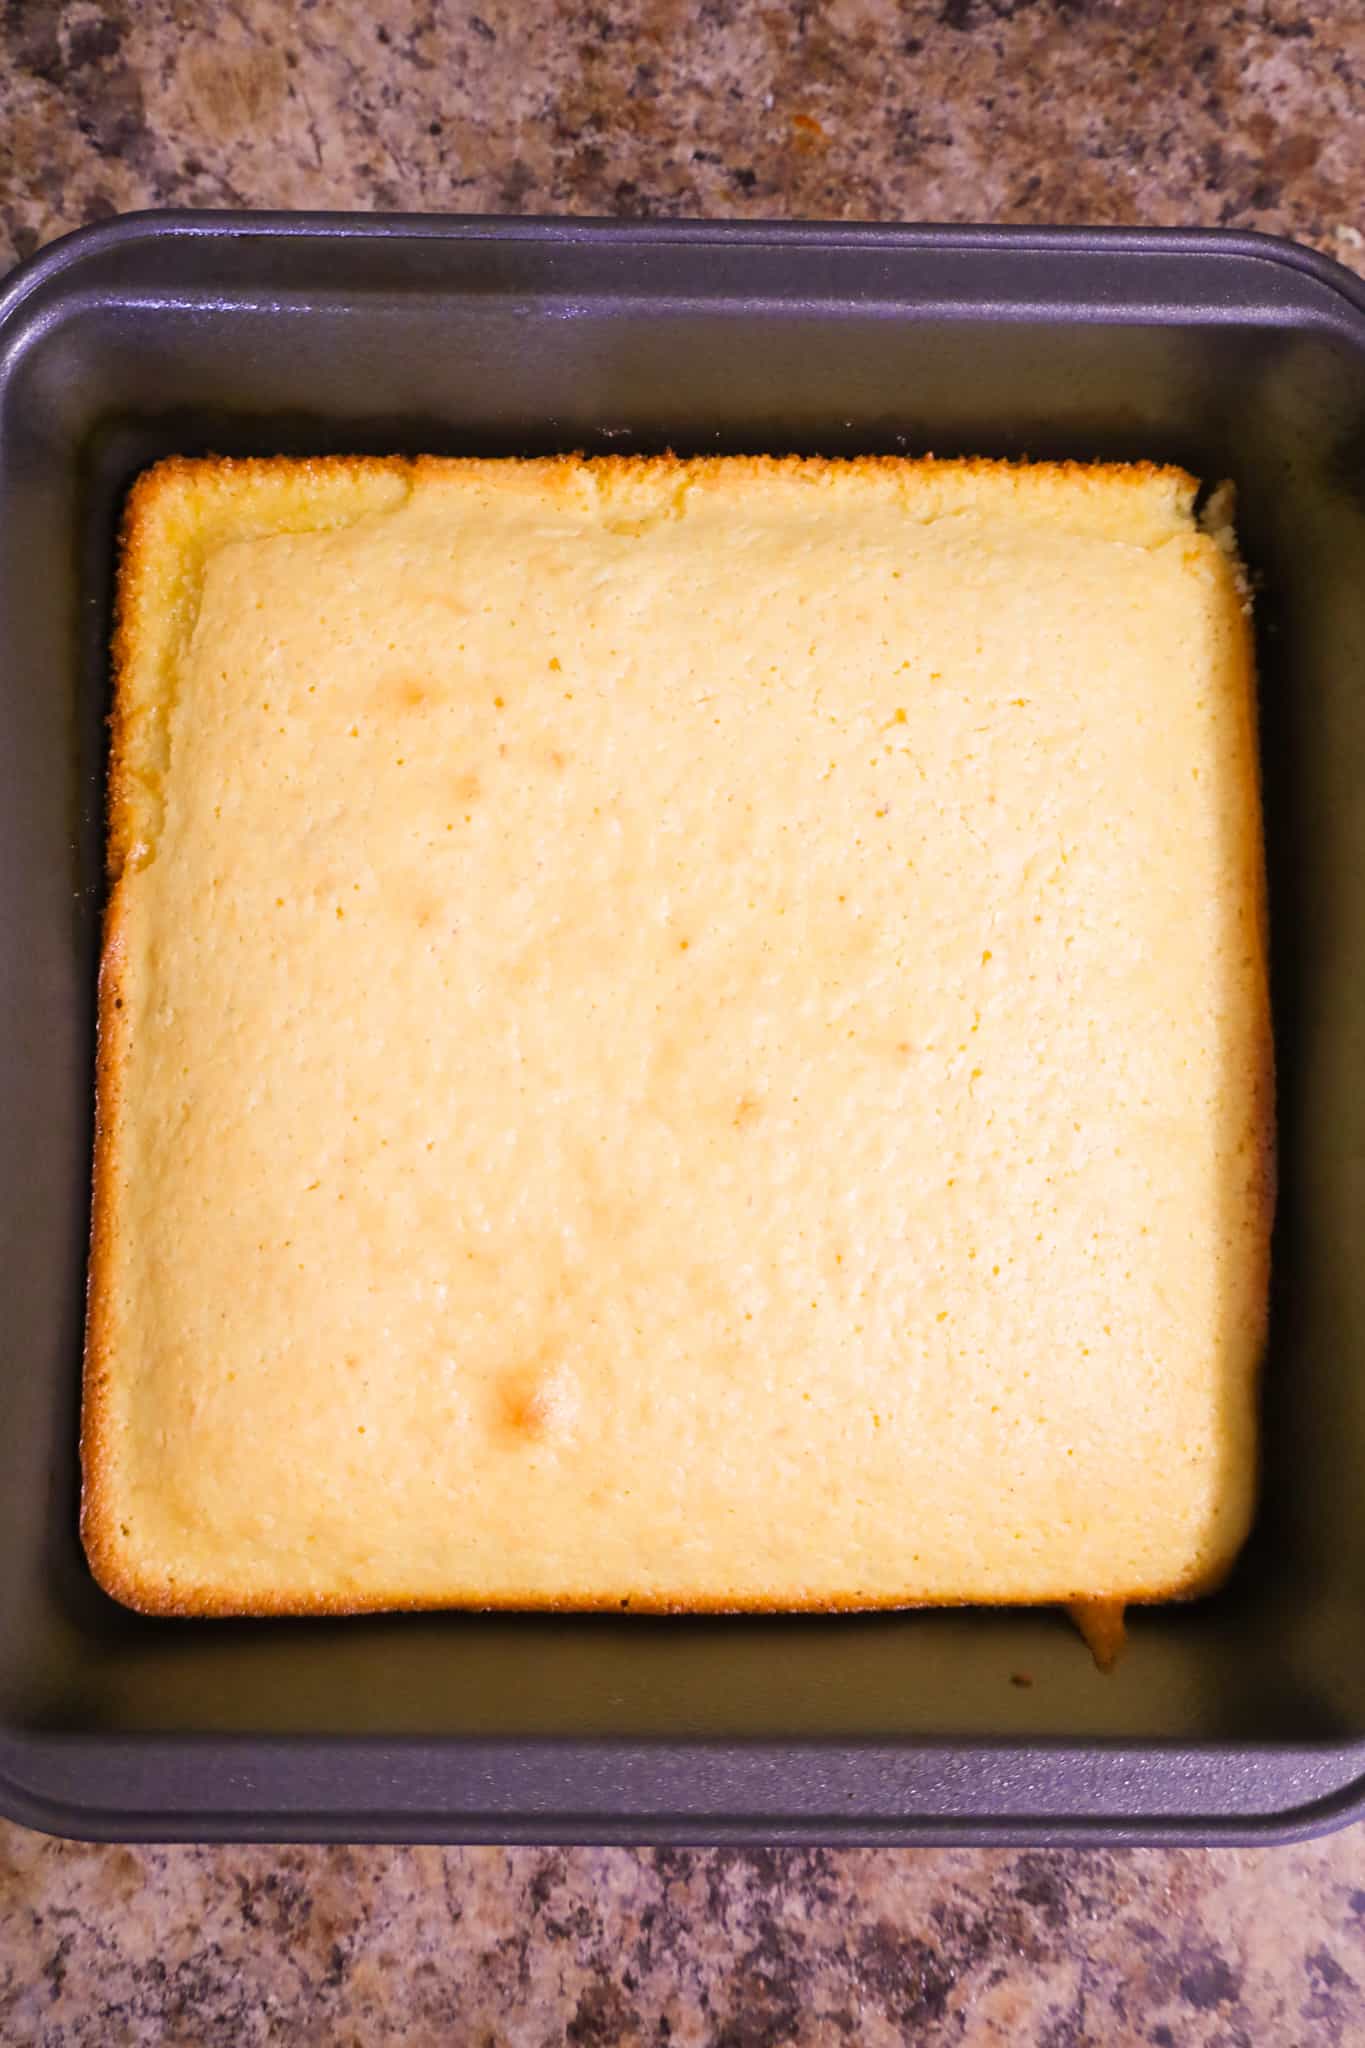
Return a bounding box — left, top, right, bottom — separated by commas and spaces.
2, 211, 1364, 1845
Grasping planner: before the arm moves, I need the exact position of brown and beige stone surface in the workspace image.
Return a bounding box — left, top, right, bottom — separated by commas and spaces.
0, 0, 1362, 273
2, 1833, 1365, 2044
2, 0, 1364, 2039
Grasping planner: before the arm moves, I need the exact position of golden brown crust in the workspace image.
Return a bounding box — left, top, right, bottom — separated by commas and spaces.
82, 461, 161, 1607
1066, 1599, 1128, 1671
79, 877, 130, 1604
97, 1579, 1198, 1622
80, 450, 1263, 1620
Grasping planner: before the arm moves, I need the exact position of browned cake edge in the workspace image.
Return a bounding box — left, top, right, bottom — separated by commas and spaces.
80, 452, 1274, 1618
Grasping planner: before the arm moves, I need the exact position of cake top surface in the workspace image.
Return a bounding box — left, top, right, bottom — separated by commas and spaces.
84, 455, 1271, 1614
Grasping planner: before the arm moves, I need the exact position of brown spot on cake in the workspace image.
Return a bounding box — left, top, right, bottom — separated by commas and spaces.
494, 1353, 579, 1444
497, 1370, 551, 1440
411, 891, 454, 934
373, 674, 437, 716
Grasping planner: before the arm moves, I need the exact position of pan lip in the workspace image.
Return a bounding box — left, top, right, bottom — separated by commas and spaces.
3, 207, 1364, 333
3, 1730, 1364, 1846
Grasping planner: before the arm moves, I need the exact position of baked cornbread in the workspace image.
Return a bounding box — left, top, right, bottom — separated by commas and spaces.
83, 453, 1272, 1616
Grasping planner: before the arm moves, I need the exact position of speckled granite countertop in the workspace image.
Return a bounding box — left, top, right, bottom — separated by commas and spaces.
3, 1, 1364, 2041
1, 0, 1363, 269
2, 1836, 1364, 2044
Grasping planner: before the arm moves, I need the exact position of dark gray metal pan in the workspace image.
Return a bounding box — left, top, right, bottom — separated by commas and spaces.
2, 211, 1363, 1844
